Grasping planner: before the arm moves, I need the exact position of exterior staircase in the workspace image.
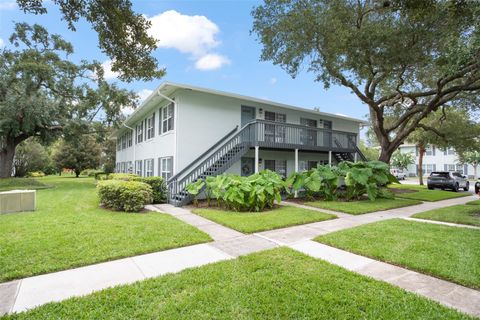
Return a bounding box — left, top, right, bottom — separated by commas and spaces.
167, 124, 254, 206
167, 121, 367, 206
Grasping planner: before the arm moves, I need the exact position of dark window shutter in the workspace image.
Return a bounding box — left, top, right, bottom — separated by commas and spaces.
432, 147, 436, 156
144, 119, 147, 141
444, 164, 447, 171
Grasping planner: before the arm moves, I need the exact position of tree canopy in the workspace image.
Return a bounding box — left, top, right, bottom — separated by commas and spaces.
0, 23, 136, 178
16, 0, 165, 82
252, 0, 480, 162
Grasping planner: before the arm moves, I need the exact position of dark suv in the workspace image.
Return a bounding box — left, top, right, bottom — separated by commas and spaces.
427, 171, 469, 192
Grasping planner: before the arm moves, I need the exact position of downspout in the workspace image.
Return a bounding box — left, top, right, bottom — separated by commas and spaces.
123, 123, 135, 173
156, 90, 178, 175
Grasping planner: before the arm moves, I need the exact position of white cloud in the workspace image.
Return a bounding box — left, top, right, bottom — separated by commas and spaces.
137, 89, 153, 103
0, 38, 4, 48
195, 54, 230, 71
101, 60, 119, 80
269, 77, 277, 85
0, 1, 16, 10
148, 10, 230, 71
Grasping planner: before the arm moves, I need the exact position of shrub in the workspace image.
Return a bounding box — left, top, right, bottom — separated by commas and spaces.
287, 161, 398, 201
104, 173, 167, 203
132, 176, 167, 204
187, 170, 287, 212
97, 180, 153, 212
26, 171, 45, 178
80, 169, 105, 177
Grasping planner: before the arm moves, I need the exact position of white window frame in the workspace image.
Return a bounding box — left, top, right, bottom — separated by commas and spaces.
135, 160, 143, 176
161, 103, 174, 134
146, 113, 155, 140
145, 159, 154, 177
136, 122, 144, 144
159, 157, 173, 180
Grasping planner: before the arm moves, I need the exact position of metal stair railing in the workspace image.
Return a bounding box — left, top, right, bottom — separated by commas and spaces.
167, 122, 255, 205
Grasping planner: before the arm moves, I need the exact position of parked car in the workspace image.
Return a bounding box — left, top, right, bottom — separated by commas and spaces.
427, 171, 469, 192
475, 181, 480, 194
390, 168, 406, 180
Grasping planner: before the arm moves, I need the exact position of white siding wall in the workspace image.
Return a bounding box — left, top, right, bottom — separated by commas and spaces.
175, 89, 360, 174
115, 100, 175, 176
399, 145, 476, 178
116, 88, 362, 177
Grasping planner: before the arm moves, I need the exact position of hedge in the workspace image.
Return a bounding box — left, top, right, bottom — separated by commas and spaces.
97, 180, 153, 212
104, 173, 167, 204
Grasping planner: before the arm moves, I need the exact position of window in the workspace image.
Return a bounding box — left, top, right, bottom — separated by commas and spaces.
127, 161, 133, 173
127, 131, 132, 147
419, 164, 435, 175
145, 113, 155, 140
300, 118, 318, 146
448, 148, 455, 155
299, 160, 318, 171
264, 111, 286, 143
445, 164, 455, 172
159, 157, 173, 180
135, 160, 143, 176
136, 122, 143, 144
320, 119, 332, 130
456, 164, 465, 175
161, 103, 174, 134
264, 159, 287, 177
425, 146, 435, 156
145, 159, 154, 177
121, 134, 126, 149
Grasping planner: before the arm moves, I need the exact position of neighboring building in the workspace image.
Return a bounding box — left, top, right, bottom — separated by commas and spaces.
114, 82, 367, 205
398, 144, 474, 178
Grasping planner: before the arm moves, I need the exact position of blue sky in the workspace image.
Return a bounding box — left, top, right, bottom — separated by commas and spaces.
0, 0, 369, 123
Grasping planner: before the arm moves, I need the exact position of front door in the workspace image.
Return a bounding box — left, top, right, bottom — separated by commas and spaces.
241, 106, 256, 127
241, 157, 255, 176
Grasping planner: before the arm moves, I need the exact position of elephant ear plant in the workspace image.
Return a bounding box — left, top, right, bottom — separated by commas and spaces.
186, 170, 287, 212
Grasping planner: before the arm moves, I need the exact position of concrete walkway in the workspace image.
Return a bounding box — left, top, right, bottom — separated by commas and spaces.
1, 194, 478, 317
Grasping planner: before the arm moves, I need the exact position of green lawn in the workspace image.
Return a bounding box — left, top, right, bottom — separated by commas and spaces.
192, 205, 336, 233
316, 219, 480, 289
466, 199, 480, 205
303, 198, 421, 215
4, 248, 472, 320
412, 205, 480, 227
0, 176, 211, 282
390, 184, 471, 201
0, 177, 50, 191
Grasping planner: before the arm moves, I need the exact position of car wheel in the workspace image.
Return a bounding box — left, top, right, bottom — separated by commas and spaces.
427, 185, 434, 190
452, 183, 459, 192
464, 182, 469, 192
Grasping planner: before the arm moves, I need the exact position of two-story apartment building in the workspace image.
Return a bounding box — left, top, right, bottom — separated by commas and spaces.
398, 144, 475, 178
114, 82, 367, 205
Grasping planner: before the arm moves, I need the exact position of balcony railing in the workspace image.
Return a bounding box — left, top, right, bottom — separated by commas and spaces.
247, 120, 357, 152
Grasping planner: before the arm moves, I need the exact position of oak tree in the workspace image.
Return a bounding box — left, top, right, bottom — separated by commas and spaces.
252, 0, 480, 162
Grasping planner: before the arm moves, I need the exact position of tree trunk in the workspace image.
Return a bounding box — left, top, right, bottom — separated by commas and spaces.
417, 144, 425, 185
0, 142, 16, 178
75, 169, 80, 178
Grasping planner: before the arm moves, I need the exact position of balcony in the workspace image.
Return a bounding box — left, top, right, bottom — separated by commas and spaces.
243, 120, 357, 152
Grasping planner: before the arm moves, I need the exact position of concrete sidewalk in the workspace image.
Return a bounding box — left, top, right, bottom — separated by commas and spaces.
1, 194, 478, 316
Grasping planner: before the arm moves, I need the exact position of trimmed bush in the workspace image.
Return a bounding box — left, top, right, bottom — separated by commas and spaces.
97, 180, 153, 212
103, 173, 167, 204
81, 169, 105, 178
132, 176, 167, 204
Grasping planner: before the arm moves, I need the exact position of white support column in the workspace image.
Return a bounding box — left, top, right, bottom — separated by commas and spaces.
354, 152, 358, 162
255, 146, 259, 173
294, 149, 299, 198
328, 151, 332, 166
